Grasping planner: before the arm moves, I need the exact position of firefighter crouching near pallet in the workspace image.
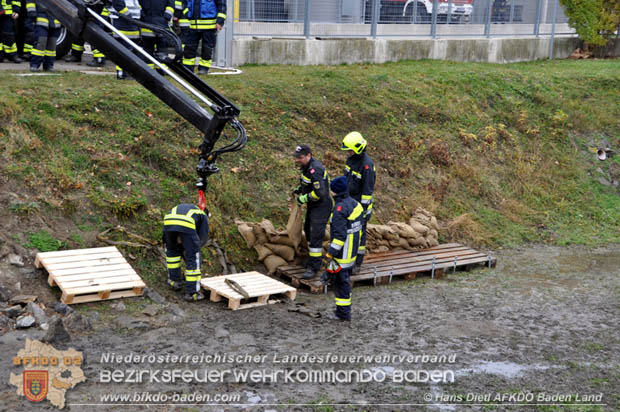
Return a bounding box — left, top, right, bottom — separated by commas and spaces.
321, 176, 364, 322
181, 0, 226, 74
341, 131, 375, 274
163, 204, 209, 301
293, 144, 333, 280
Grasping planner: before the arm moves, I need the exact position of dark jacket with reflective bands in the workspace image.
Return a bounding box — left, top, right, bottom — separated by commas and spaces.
300, 157, 331, 208
327, 193, 364, 269
163, 203, 209, 246
344, 151, 375, 214
139, 0, 174, 29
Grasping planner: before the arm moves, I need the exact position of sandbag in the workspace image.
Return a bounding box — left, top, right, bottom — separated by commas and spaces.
264, 243, 295, 262
408, 237, 428, 247
388, 239, 401, 248
426, 237, 439, 247
259, 219, 277, 236
374, 245, 390, 253
389, 221, 418, 239
398, 238, 413, 250
236, 221, 256, 247
384, 232, 400, 241
409, 219, 429, 236
264, 254, 287, 274
286, 200, 304, 252
253, 226, 268, 244
430, 216, 440, 231
429, 229, 438, 239
269, 234, 296, 248
254, 244, 273, 261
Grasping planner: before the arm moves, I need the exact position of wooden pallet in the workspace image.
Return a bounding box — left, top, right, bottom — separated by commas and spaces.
35, 246, 146, 304
276, 243, 496, 293
200, 271, 297, 310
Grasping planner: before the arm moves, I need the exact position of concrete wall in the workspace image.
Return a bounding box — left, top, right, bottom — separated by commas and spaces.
232, 36, 581, 65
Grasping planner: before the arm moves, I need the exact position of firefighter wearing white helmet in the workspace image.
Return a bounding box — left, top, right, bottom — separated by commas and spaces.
340, 131, 376, 274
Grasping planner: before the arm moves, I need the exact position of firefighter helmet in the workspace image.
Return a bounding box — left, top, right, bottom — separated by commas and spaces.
340, 131, 367, 154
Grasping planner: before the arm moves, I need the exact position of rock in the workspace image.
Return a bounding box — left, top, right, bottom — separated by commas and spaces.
0, 285, 10, 302
15, 282, 21, 291
597, 176, 611, 186
595, 167, 605, 175
115, 315, 150, 330
1, 305, 23, 318
64, 312, 92, 332
8, 254, 24, 267
214, 327, 230, 338
89, 311, 100, 322
16, 315, 36, 329
0, 245, 11, 260
143, 304, 159, 317
18, 267, 36, 276
112, 301, 126, 311
9, 295, 37, 305
45, 316, 71, 344
167, 304, 186, 318
0, 313, 11, 330
54, 302, 74, 315
144, 288, 166, 305
27, 302, 48, 327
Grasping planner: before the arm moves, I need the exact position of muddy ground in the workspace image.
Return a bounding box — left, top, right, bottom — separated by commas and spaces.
0, 243, 618, 411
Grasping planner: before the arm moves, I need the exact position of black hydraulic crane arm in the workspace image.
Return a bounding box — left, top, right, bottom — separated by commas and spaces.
39, 0, 247, 209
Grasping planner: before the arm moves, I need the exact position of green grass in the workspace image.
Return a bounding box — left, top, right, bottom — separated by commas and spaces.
1, 59, 619, 283
25, 230, 66, 252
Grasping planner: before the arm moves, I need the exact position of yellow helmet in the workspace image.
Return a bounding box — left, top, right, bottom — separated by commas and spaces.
340, 131, 367, 154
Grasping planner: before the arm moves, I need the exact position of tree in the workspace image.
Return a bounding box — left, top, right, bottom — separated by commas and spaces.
559, 0, 620, 47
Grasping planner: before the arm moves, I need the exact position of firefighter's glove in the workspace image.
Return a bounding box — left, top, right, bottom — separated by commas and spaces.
325, 259, 342, 274
322, 253, 333, 267
292, 186, 302, 195
296, 194, 309, 206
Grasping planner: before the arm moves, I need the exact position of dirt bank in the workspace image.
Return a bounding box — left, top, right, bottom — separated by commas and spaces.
1, 244, 618, 411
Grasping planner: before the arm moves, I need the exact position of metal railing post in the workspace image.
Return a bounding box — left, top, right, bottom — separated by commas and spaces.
431, 0, 439, 38
370, 0, 379, 39
484, 0, 492, 38
548, 0, 558, 59
534, 0, 542, 37
303, 0, 311, 39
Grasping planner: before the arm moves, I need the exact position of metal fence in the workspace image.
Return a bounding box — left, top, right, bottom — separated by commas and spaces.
232, 0, 574, 38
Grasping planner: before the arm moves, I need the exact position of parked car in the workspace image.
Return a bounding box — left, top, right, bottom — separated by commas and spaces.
365, 0, 474, 24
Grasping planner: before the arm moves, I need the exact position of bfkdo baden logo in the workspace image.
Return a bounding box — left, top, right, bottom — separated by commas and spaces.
23, 370, 49, 402
9, 339, 86, 409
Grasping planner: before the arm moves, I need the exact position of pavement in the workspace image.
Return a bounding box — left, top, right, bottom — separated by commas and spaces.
0, 53, 116, 75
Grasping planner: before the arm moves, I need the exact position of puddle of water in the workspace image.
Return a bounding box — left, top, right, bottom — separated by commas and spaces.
456, 361, 552, 379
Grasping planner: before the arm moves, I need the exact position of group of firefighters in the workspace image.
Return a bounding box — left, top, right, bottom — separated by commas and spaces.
163, 132, 376, 322
0, 0, 225, 76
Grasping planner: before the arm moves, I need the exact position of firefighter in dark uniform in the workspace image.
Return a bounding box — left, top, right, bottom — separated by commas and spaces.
28, 0, 60, 71
0, 0, 22, 62
293, 144, 333, 280
321, 176, 364, 321
341, 131, 375, 274
181, 0, 226, 74
64, 5, 111, 67
111, 0, 142, 79
163, 203, 209, 301
21, 1, 35, 60
139, 0, 174, 71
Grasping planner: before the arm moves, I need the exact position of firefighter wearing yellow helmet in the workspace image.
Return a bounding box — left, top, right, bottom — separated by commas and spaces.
340, 131, 376, 274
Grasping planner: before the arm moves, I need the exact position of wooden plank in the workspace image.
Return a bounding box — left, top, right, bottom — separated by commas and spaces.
44, 257, 128, 271
63, 288, 144, 304
37, 251, 124, 265
36, 247, 118, 259
57, 274, 144, 288
46, 263, 136, 277
50, 269, 138, 283
64, 280, 146, 295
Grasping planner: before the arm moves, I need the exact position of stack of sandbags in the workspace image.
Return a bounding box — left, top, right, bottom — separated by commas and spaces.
237, 206, 441, 272
235, 200, 312, 274
365, 208, 439, 253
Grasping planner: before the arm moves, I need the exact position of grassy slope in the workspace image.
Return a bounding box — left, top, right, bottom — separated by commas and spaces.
1, 59, 619, 285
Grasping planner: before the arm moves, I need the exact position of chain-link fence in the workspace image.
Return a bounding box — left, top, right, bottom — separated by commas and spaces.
232, 0, 574, 38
